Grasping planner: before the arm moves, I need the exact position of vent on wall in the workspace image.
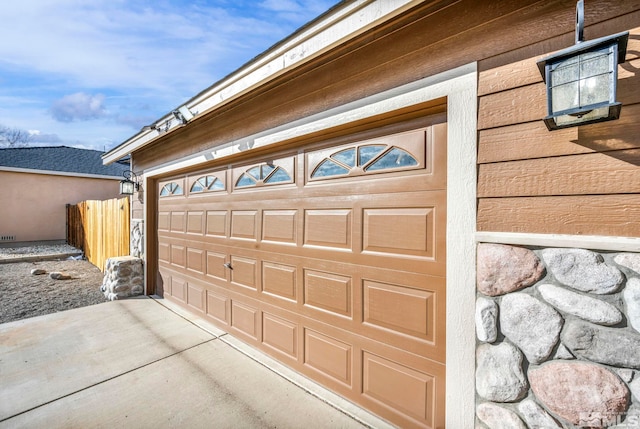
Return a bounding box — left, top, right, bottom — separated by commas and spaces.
1, 236, 15, 241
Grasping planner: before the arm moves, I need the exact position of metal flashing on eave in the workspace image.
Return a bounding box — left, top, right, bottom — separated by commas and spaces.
101, 0, 429, 166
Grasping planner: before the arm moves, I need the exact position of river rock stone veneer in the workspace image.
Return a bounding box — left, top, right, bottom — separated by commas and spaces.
476, 244, 640, 429
100, 256, 144, 301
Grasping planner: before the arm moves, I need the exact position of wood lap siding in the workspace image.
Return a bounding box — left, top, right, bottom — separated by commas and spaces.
477, 25, 640, 238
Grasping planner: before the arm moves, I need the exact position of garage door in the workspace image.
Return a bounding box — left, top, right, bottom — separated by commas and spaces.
156, 121, 446, 428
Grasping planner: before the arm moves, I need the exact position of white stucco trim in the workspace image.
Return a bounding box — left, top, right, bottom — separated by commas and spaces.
143, 63, 478, 427
102, 0, 427, 165
476, 231, 640, 252
444, 66, 477, 429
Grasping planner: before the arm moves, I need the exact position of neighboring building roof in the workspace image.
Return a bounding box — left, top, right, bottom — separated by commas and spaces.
0, 146, 130, 178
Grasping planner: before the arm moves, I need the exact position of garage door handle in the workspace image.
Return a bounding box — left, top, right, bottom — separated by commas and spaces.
223, 262, 233, 270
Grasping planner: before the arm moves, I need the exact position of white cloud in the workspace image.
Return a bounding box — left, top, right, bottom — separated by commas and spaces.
50, 93, 107, 123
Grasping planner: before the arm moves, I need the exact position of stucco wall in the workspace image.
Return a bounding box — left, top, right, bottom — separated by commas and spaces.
0, 170, 122, 243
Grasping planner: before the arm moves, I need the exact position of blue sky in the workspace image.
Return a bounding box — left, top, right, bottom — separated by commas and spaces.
0, 0, 339, 152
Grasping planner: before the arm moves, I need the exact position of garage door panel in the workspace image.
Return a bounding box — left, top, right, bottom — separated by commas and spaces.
303, 269, 353, 318
231, 301, 260, 340
262, 261, 297, 302
304, 328, 353, 387
158, 242, 170, 263
304, 209, 352, 249
205, 251, 228, 281
206, 210, 227, 236
360, 275, 445, 361
206, 290, 230, 324
158, 211, 170, 231
363, 207, 434, 257
229, 255, 258, 290
262, 210, 298, 244
362, 352, 435, 426
170, 276, 187, 303
363, 280, 434, 340
187, 211, 204, 235
262, 312, 298, 359
187, 284, 206, 313
170, 211, 186, 233
230, 210, 258, 240
170, 244, 186, 268
186, 247, 205, 274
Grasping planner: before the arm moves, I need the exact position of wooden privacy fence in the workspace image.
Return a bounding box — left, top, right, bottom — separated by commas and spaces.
66, 197, 130, 272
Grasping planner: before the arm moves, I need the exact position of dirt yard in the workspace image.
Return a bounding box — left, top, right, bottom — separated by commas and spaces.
0, 259, 107, 324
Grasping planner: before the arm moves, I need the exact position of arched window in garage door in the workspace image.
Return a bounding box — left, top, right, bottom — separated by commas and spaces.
234, 158, 294, 189
308, 129, 427, 181
190, 175, 225, 193
159, 182, 183, 197
312, 145, 419, 179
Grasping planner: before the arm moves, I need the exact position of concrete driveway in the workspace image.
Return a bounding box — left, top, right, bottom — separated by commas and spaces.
0, 297, 392, 429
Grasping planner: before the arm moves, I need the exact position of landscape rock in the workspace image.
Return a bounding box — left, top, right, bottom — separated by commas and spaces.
476, 342, 527, 402
615, 253, 640, 275
477, 243, 545, 296
562, 320, 640, 369
476, 297, 498, 343
500, 293, 563, 364
49, 271, 71, 280
624, 278, 640, 333
529, 360, 629, 427
30, 269, 46, 275
476, 402, 527, 429
538, 283, 622, 325
517, 398, 561, 429
542, 248, 624, 294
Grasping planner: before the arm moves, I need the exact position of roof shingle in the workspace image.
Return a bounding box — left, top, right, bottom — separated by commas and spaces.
0, 146, 129, 177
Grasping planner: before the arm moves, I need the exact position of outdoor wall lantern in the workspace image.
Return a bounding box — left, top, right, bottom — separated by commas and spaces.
537, 0, 629, 130
119, 170, 140, 195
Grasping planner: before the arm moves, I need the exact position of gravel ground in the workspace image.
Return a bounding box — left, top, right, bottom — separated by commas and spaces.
0, 244, 107, 324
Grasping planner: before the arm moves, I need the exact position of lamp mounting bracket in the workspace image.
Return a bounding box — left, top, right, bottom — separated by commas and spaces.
576, 0, 585, 44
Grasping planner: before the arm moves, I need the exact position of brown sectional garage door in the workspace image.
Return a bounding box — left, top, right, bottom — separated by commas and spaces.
156, 122, 447, 428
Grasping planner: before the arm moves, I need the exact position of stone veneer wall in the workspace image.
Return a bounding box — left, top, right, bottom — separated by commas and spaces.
130, 219, 144, 259
101, 256, 144, 301
476, 243, 640, 428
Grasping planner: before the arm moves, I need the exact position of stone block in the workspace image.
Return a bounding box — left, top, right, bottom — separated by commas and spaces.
100, 256, 144, 301
529, 361, 629, 427
477, 244, 545, 296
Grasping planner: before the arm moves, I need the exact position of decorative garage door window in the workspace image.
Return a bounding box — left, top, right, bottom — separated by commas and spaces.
190, 175, 225, 193
234, 158, 294, 189
159, 182, 183, 197
308, 129, 427, 181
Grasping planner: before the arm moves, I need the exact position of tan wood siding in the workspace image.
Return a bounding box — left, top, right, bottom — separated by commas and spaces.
477, 24, 640, 237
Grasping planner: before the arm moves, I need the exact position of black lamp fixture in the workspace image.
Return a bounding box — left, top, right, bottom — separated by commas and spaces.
119, 170, 140, 195
537, 0, 629, 130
